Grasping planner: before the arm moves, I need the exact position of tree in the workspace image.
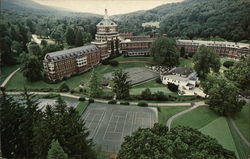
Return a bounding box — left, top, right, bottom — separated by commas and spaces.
89, 71, 103, 97
33, 97, 96, 158
110, 40, 115, 57
225, 56, 250, 92
65, 27, 75, 46
115, 38, 120, 55
223, 60, 234, 68
141, 88, 152, 100
193, 46, 221, 78
59, 83, 70, 92
150, 37, 179, 67
21, 54, 42, 82
48, 140, 68, 159
167, 83, 178, 92
202, 74, 245, 116
75, 30, 84, 47
0, 90, 26, 158
20, 88, 41, 157
28, 43, 42, 57
180, 46, 186, 57
112, 70, 131, 99
117, 124, 236, 159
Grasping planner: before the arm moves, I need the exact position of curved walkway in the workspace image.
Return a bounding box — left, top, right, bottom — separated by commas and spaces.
166, 102, 206, 129
5, 91, 205, 107
229, 117, 250, 147
1, 68, 20, 87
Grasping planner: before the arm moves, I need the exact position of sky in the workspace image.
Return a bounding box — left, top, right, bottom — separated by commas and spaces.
33, 0, 184, 15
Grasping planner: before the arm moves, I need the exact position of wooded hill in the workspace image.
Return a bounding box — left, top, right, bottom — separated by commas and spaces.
114, 0, 250, 42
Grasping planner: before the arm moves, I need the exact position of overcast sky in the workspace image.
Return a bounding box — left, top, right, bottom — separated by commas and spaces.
33, 0, 184, 15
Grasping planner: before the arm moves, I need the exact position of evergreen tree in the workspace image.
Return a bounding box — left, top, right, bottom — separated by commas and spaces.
0, 90, 26, 158
65, 27, 75, 46
115, 38, 120, 55
89, 71, 103, 97
110, 40, 115, 57
20, 88, 41, 157
150, 37, 179, 67
33, 97, 96, 158
75, 30, 84, 47
48, 140, 68, 159
112, 70, 131, 99
180, 47, 186, 57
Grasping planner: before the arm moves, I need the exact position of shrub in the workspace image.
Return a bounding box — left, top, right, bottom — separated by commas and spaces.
155, 77, 162, 84
59, 83, 70, 92
70, 89, 75, 94
109, 60, 119, 66
137, 102, 148, 107
79, 97, 86, 101
153, 91, 168, 101
88, 98, 94, 103
223, 61, 235, 68
167, 83, 178, 92
141, 88, 152, 100
120, 102, 130, 105
101, 59, 110, 65
108, 100, 117, 104
79, 88, 83, 92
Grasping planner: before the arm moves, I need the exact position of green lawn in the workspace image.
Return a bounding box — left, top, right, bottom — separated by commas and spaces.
5, 62, 147, 91
178, 57, 194, 68
172, 107, 220, 129
200, 117, 239, 158
130, 87, 175, 95
234, 104, 250, 141
132, 80, 164, 88
114, 56, 154, 63
158, 106, 190, 124
219, 57, 237, 73
0, 65, 20, 84
75, 102, 88, 113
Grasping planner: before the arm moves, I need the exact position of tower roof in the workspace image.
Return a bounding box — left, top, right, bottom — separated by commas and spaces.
97, 9, 117, 27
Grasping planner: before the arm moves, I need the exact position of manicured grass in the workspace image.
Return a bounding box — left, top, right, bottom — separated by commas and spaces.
158, 106, 190, 124
200, 117, 239, 158
132, 80, 164, 88
172, 107, 220, 129
75, 102, 88, 113
0, 65, 20, 84
5, 62, 147, 91
229, 119, 250, 159
220, 57, 237, 73
234, 104, 250, 141
130, 87, 175, 95
178, 57, 194, 68
114, 56, 154, 63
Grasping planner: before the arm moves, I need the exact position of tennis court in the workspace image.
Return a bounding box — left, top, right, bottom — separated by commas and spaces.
81, 103, 158, 152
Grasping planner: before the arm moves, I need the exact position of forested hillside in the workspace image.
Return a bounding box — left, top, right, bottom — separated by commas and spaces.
1, 0, 100, 17
114, 0, 250, 42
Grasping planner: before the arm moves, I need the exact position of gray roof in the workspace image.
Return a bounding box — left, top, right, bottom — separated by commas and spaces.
120, 40, 153, 43
97, 18, 117, 26
46, 45, 99, 61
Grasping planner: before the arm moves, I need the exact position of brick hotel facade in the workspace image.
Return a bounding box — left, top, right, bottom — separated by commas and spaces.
176, 40, 250, 59
120, 33, 154, 56
43, 45, 104, 81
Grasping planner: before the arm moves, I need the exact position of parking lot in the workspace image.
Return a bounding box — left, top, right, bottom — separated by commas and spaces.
81, 103, 158, 152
